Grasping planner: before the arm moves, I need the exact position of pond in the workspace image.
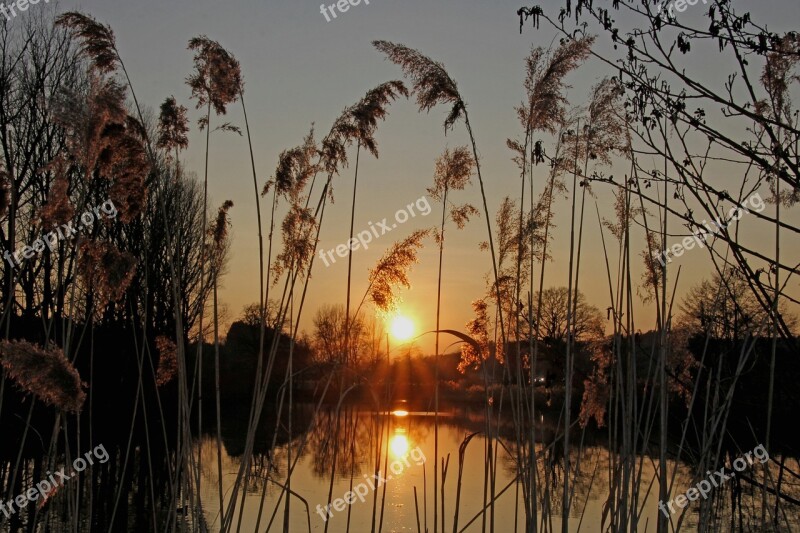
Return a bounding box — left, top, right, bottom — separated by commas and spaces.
193, 404, 794, 532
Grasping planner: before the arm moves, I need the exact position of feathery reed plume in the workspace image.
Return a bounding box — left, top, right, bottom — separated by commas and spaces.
448, 204, 480, 231
56, 12, 119, 74
372, 41, 464, 131
211, 200, 234, 249
39, 173, 74, 229
759, 33, 800, 119
428, 147, 475, 202
272, 204, 317, 283
348, 81, 409, 156
517, 37, 595, 134
54, 74, 128, 173
562, 77, 625, 173
458, 299, 490, 372
640, 229, 664, 300
583, 78, 626, 163
51, 73, 149, 221
0, 340, 85, 413
157, 96, 190, 153
100, 127, 150, 222
269, 128, 319, 200
187, 36, 243, 120
155, 336, 178, 387
367, 229, 430, 312
77, 239, 137, 309
321, 111, 358, 175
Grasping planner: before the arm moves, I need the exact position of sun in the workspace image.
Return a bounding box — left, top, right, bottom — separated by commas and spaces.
390, 315, 415, 341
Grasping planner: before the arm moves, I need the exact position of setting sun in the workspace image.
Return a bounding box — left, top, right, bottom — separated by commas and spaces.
389, 315, 415, 341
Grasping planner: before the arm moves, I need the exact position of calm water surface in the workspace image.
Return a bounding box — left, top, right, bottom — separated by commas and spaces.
193, 406, 740, 532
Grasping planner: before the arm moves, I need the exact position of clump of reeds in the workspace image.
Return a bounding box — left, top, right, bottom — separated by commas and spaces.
52, 74, 128, 175
0, 340, 86, 413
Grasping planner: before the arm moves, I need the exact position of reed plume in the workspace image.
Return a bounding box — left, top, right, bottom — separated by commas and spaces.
428, 147, 475, 203
562, 77, 625, 174
320, 111, 358, 176
272, 204, 317, 282
372, 41, 464, 131
458, 298, 490, 372
759, 33, 800, 121
155, 336, 178, 387
56, 12, 119, 74
100, 126, 150, 222
157, 96, 190, 154
54, 74, 128, 174
348, 81, 409, 156
187, 35, 243, 120
211, 200, 234, 249
0, 340, 85, 413
366, 229, 429, 313
39, 173, 74, 229
269, 128, 319, 200
518, 37, 595, 134
77, 239, 137, 309
51, 72, 150, 222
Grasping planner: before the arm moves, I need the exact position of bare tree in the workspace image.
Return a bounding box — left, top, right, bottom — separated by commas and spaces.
679, 268, 797, 340
531, 287, 605, 342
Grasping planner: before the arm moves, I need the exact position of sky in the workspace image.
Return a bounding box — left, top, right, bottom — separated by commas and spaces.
37, 0, 800, 353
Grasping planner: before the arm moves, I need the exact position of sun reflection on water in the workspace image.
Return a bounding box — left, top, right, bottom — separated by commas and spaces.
389, 432, 409, 458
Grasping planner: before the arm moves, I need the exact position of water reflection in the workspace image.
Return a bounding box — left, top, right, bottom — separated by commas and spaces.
193, 405, 800, 532
389, 432, 410, 459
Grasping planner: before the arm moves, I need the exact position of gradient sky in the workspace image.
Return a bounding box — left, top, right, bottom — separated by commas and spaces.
45, 0, 800, 352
